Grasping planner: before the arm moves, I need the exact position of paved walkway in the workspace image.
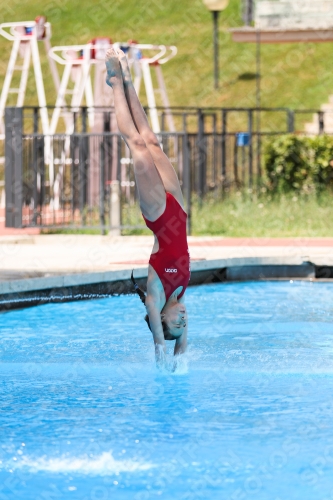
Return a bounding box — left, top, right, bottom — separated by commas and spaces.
0, 235, 332, 280
0, 208, 40, 236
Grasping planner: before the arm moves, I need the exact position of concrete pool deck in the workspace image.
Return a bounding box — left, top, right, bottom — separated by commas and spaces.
0, 235, 333, 310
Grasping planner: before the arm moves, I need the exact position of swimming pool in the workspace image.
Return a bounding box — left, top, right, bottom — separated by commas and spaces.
1, 281, 333, 499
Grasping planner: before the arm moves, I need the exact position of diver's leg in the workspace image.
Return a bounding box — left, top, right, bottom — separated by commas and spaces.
105, 48, 165, 221
117, 49, 184, 208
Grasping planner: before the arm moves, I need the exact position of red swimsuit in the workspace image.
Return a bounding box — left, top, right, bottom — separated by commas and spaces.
143, 192, 191, 302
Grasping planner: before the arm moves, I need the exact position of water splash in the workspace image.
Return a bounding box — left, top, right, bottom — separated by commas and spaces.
171, 353, 189, 375
153, 343, 190, 375
155, 343, 167, 370
10, 452, 154, 476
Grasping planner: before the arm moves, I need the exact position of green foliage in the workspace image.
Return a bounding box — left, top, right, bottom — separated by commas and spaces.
191, 191, 333, 237
308, 135, 333, 190
264, 134, 333, 193
124, 191, 333, 237
264, 136, 311, 193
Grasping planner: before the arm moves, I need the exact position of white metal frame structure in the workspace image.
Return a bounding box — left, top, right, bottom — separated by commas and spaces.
114, 42, 177, 132
48, 40, 178, 134
0, 18, 55, 136
90, 38, 113, 110
48, 44, 95, 135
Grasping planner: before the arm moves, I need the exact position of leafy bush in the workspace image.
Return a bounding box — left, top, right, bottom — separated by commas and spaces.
264, 134, 333, 193
308, 135, 333, 190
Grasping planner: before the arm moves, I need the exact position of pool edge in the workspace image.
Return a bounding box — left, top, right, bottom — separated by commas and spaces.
1, 257, 332, 312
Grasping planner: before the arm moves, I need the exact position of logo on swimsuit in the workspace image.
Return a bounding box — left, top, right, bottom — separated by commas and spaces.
165, 268, 178, 273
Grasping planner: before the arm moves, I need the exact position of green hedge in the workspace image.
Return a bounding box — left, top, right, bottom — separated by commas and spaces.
264, 135, 333, 193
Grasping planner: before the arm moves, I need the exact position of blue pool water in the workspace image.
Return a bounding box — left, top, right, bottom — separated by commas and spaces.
1, 281, 333, 499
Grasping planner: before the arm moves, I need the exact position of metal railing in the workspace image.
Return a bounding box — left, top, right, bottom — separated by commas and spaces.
5, 109, 191, 232
4, 105, 333, 233
6, 104, 333, 135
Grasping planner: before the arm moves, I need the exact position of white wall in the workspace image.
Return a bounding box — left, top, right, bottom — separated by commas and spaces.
255, 0, 333, 29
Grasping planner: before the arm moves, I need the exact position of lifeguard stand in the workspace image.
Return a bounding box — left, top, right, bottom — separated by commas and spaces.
114, 41, 177, 133
90, 38, 113, 110
48, 40, 177, 134
0, 16, 59, 136
48, 44, 96, 135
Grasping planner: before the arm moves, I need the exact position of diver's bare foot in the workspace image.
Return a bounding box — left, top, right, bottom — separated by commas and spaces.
105, 47, 122, 87
116, 48, 132, 85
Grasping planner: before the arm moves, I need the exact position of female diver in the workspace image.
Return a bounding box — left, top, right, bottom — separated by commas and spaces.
105, 48, 190, 367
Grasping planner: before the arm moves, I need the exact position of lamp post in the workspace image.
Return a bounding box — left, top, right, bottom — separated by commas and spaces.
202, 0, 229, 89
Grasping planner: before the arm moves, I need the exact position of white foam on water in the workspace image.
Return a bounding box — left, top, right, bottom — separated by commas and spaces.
171, 353, 189, 375
13, 452, 154, 476
154, 353, 189, 375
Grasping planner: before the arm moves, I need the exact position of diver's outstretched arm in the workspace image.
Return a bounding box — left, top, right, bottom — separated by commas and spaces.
174, 325, 188, 357
145, 268, 167, 367
174, 296, 188, 356
145, 290, 167, 367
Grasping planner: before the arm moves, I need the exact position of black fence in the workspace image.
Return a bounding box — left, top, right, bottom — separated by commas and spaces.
4, 106, 332, 233
5, 108, 191, 232
15, 105, 333, 136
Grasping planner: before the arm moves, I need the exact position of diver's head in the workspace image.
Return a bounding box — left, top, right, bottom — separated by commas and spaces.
162, 301, 186, 339
144, 302, 186, 340
131, 270, 186, 340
